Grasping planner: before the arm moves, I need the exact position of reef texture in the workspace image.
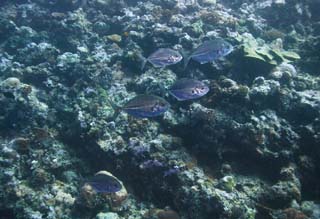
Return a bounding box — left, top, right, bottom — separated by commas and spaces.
0, 0, 319, 219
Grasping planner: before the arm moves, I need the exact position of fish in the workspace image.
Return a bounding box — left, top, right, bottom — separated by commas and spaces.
122, 95, 170, 118
184, 39, 233, 68
142, 48, 183, 70
169, 78, 209, 101
108, 95, 170, 118
157, 209, 180, 219
87, 172, 122, 193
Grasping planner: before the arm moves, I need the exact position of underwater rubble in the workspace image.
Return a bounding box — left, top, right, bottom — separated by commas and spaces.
0, 0, 319, 219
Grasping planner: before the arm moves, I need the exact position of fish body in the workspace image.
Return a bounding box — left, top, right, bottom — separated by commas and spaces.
169, 78, 209, 101
184, 39, 233, 68
142, 48, 183, 70
87, 172, 122, 193
123, 95, 170, 118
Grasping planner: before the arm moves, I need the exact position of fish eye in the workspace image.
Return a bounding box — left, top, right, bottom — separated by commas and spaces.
158, 101, 166, 107
191, 89, 196, 94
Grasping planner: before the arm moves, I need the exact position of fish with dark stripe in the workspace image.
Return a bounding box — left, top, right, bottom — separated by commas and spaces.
109, 95, 170, 118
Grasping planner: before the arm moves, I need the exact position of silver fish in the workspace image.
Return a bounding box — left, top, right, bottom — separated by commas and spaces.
142, 48, 183, 70
123, 95, 170, 118
184, 39, 233, 68
169, 78, 209, 101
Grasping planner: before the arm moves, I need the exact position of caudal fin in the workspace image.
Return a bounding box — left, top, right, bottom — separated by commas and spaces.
181, 50, 191, 69
139, 54, 148, 71
183, 55, 191, 69
106, 98, 121, 120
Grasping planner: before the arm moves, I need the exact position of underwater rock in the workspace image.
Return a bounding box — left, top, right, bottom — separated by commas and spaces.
271, 208, 308, 219
37, 0, 87, 11
91, 0, 125, 15
0, 135, 81, 219
16, 42, 59, 65
96, 212, 120, 219
0, 77, 48, 122
301, 201, 320, 219
296, 90, 320, 112
57, 52, 80, 69
107, 34, 122, 43
250, 77, 280, 101
261, 165, 302, 208
144, 208, 180, 219
0, 77, 21, 93
0, 53, 13, 73
93, 21, 111, 36
218, 175, 236, 192
270, 62, 297, 81
200, 0, 216, 5
134, 68, 177, 95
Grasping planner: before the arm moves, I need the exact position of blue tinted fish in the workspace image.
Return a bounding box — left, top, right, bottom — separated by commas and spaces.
184, 39, 233, 68
169, 78, 209, 101
123, 95, 170, 118
142, 48, 183, 70
87, 173, 122, 193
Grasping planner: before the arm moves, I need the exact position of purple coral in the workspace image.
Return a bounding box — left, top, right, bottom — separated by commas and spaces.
163, 165, 182, 177
140, 160, 164, 169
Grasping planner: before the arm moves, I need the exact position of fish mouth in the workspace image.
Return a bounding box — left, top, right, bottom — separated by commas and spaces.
202, 87, 210, 95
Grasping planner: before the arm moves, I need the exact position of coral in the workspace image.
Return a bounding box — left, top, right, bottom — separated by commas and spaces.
301, 201, 320, 219
16, 42, 59, 65
270, 62, 297, 81
57, 52, 81, 69
144, 209, 180, 219
272, 208, 308, 219
134, 68, 177, 96
218, 176, 236, 192
0, 0, 319, 219
236, 33, 300, 66
96, 212, 120, 219
107, 34, 122, 43
263, 28, 286, 41
249, 77, 280, 102
200, 0, 216, 5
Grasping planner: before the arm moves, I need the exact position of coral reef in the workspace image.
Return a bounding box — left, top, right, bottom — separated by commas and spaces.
0, 0, 319, 219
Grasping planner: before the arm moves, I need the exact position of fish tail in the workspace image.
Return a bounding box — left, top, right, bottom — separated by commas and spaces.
183, 55, 191, 69
139, 54, 148, 71
106, 98, 122, 119
181, 50, 191, 69
158, 84, 168, 97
